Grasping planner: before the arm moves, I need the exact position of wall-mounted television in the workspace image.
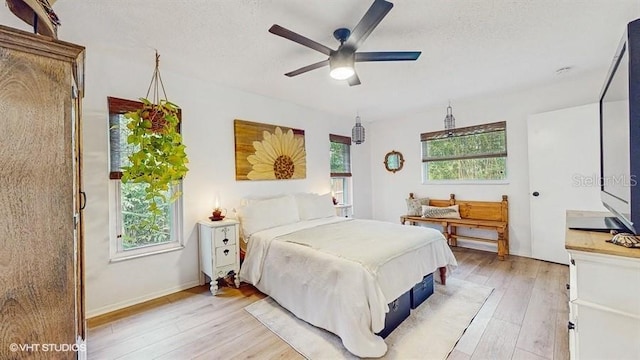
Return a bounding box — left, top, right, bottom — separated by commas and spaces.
599, 18, 640, 235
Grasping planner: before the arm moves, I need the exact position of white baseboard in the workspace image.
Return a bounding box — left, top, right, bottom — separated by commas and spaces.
86, 280, 201, 318
455, 239, 529, 258
455, 239, 495, 253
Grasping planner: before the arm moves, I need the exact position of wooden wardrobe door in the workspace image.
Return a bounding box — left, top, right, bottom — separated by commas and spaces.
0, 25, 84, 360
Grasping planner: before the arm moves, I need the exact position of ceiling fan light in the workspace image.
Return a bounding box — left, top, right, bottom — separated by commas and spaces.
330, 66, 355, 80
329, 50, 355, 80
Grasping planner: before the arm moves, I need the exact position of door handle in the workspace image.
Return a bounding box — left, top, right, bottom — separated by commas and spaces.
80, 191, 87, 209
532, 191, 540, 197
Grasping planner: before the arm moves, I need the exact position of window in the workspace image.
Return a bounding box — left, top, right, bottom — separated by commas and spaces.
330, 134, 352, 205
108, 97, 183, 260
421, 121, 507, 182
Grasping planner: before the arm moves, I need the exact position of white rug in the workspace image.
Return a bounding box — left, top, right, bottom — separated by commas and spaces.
245, 278, 493, 359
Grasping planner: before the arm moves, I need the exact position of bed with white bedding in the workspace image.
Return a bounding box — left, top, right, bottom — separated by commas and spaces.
237, 194, 457, 358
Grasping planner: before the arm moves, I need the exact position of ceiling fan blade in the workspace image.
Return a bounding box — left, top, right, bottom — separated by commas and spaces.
345, 0, 393, 49
269, 25, 333, 56
347, 72, 361, 86
285, 59, 330, 77
355, 51, 421, 62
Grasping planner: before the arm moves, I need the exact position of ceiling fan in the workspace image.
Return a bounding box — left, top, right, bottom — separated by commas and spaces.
269, 0, 421, 86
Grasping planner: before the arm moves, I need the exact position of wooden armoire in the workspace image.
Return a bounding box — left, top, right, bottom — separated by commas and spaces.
0, 25, 85, 359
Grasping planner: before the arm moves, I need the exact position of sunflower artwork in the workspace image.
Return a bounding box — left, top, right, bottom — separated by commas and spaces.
234, 120, 307, 180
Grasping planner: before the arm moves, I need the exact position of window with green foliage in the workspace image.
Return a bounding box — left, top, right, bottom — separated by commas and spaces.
421, 121, 507, 182
330, 134, 352, 205
108, 97, 183, 259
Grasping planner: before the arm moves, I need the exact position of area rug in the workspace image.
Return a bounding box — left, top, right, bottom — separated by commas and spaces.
244, 278, 493, 359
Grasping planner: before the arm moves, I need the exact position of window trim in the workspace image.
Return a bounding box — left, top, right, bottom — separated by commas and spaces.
420, 121, 507, 142
330, 134, 352, 177
329, 134, 352, 206
109, 181, 184, 262
108, 96, 184, 260
421, 121, 508, 182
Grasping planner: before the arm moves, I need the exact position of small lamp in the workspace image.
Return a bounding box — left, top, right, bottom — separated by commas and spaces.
210, 194, 226, 221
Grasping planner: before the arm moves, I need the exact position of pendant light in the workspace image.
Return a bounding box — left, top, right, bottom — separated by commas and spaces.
444, 102, 456, 136
352, 114, 365, 145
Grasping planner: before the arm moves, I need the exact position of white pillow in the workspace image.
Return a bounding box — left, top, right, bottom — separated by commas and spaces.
421, 204, 461, 219
296, 193, 335, 220
237, 195, 300, 236
240, 194, 285, 206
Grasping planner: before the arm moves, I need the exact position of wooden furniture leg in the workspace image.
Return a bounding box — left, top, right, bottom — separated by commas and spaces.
449, 225, 458, 247
497, 229, 506, 260
505, 228, 510, 254
439, 267, 447, 285
441, 221, 451, 246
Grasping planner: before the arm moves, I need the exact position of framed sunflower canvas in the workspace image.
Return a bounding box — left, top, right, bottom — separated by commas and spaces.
234, 119, 307, 180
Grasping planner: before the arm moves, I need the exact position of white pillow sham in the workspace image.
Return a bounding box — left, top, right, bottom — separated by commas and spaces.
296, 193, 335, 220
240, 194, 286, 206
421, 204, 461, 219
237, 195, 300, 236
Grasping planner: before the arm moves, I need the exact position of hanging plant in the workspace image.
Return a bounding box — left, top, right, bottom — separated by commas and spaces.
121, 52, 189, 228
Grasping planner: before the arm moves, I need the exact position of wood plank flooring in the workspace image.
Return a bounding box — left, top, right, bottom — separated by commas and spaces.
87, 247, 570, 359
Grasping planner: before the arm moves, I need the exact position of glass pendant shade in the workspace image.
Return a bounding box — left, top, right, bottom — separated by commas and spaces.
352, 115, 365, 144
444, 104, 456, 135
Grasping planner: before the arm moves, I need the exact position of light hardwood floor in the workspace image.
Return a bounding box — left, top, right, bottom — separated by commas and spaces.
87, 247, 570, 359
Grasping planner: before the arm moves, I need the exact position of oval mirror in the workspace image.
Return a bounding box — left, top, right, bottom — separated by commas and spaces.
384, 150, 404, 173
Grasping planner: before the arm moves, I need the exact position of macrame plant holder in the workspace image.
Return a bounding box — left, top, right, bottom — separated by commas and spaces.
120, 50, 188, 225
145, 51, 171, 133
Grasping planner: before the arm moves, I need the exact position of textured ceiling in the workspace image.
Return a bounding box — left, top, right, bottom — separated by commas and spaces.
1, 0, 639, 121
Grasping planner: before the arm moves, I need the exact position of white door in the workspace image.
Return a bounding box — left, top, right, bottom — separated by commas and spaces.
528, 103, 606, 264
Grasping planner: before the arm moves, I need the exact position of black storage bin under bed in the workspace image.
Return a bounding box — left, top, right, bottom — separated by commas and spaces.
410, 272, 435, 309
376, 290, 411, 338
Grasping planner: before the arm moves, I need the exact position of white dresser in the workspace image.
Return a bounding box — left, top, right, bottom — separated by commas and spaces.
565, 211, 640, 360
198, 219, 240, 295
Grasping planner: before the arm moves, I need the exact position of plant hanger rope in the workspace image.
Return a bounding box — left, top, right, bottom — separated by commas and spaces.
121, 49, 188, 232
141, 50, 174, 133
146, 50, 168, 104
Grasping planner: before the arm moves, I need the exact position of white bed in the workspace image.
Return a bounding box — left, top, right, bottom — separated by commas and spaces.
237, 194, 457, 358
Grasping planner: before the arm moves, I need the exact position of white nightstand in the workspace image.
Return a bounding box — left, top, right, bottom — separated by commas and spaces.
198, 219, 240, 295
334, 204, 352, 218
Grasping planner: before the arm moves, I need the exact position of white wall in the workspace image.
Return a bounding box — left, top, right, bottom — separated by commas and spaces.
367, 70, 607, 257
83, 51, 609, 314
81, 45, 371, 316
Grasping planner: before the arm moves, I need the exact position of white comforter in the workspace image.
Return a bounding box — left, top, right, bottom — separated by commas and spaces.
239, 217, 457, 357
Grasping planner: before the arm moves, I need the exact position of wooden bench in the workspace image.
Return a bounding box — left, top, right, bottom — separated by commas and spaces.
401, 193, 509, 260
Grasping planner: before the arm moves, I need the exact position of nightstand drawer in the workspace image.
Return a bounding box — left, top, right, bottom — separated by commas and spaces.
214, 226, 236, 247
215, 245, 236, 267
